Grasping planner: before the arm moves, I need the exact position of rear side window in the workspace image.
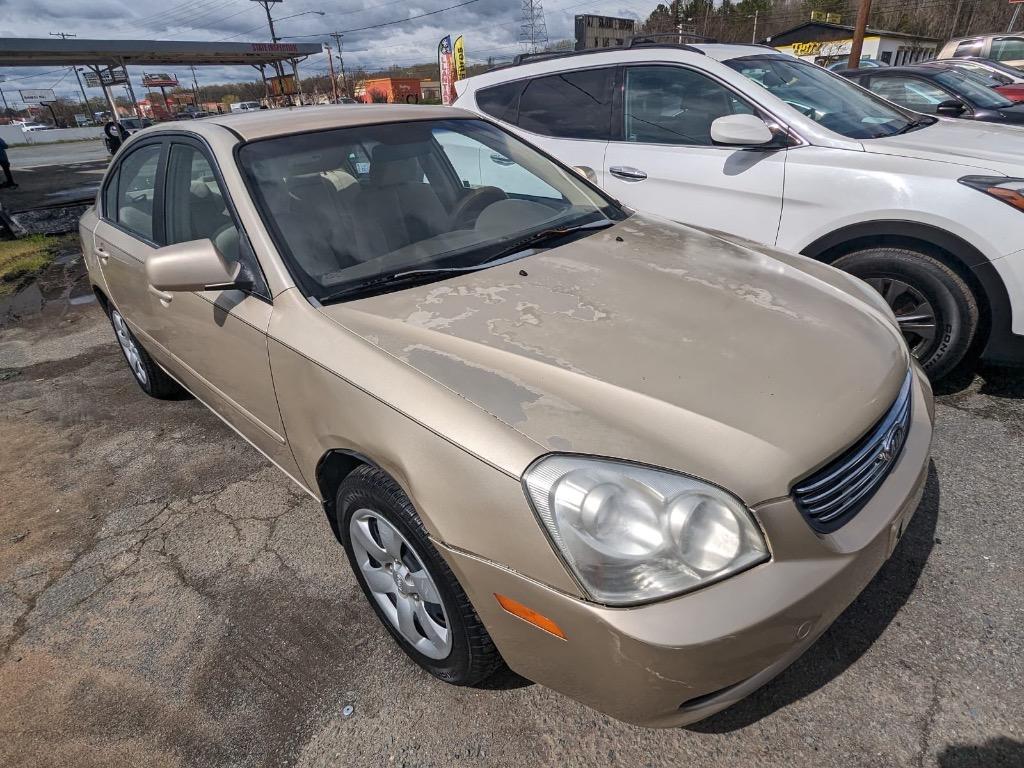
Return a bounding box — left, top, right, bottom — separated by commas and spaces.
102, 169, 119, 221
114, 143, 161, 241
952, 39, 983, 58
517, 68, 614, 140
476, 81, 523, 124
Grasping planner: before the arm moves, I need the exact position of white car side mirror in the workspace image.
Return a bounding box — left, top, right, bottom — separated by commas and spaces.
710, 114, 775, 146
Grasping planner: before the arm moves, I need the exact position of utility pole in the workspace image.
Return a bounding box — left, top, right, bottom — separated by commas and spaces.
1009, 3, 1022, 33
190, 64, 201, 108
329, 32, 349, 99
751, 9, 758, 44
250, 0, 284, 82
847, 0, 873, 69
324, 44, 338, 102
72, 67, 90, 120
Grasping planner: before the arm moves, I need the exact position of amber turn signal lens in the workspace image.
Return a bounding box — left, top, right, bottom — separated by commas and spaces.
494, 593, 566, 640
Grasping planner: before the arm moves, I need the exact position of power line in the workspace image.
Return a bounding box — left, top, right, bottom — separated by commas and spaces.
283, 0, 487, 38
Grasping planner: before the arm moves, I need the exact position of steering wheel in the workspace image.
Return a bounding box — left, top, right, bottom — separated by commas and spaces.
450, 186, 508, 229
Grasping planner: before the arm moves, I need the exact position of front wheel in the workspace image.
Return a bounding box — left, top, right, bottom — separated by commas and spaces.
832, 248, 979, 380
337, 465, 505, 686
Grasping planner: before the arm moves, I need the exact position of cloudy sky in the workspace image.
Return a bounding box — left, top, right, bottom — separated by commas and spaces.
0, 0, 655, 106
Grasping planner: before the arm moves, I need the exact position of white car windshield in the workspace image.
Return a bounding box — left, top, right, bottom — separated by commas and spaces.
238, 118, 624, 302
726, 55, 918, 139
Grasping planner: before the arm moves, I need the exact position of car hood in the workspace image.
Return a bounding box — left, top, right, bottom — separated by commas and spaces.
317, 215, 909, 503
864, 118, 1024, 173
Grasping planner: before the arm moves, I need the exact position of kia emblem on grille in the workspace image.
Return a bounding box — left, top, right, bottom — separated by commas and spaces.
877, 423, 906, 465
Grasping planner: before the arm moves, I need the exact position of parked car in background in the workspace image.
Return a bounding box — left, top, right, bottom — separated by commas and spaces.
79, 104, 933, 728
230, 100, 262, 113
938, 34, 1024, 69
827, 57, 888, 71
843, 63, 1024, 120
456, 43, 1024, 379
928, 57, 1024, 101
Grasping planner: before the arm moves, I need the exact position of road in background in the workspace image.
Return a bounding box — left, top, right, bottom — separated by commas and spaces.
7, 140, 109, 169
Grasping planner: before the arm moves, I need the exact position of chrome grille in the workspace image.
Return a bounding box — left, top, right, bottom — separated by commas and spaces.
793, 372, 912, 533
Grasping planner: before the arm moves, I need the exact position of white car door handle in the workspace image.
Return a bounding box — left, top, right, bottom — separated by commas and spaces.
609, 166, 647, 181
95, 245, 109, 263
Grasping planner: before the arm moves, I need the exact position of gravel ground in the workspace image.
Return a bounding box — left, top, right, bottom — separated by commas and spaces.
0, 271, 1021, 768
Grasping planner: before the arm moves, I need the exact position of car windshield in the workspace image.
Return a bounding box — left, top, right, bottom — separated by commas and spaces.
725, 55, 916, 138
948, 61, 1014, 84
238, 118, 624, 302
933, 69, 1015, 107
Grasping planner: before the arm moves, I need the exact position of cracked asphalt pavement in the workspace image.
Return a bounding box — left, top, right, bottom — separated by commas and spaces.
1, 285, 1022, 767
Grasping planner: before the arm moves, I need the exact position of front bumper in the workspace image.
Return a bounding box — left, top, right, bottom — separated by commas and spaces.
439, 367, 934, 727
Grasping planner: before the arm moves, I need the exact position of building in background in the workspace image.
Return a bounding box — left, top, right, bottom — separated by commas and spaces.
420, 80, 441, 102
574, 14, 636, 51
764, 21, 939, 68
354, 77, 423, 104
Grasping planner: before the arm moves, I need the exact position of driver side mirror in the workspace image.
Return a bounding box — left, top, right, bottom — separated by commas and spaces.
146, 238, 244, 293
710, 114, 775, 146
936, 99, 966, 117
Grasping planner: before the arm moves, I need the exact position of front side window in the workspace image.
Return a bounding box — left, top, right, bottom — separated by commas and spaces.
165, 143, 241, 262
726, 55, 916, 139
624, 66, 755, 145
114, 143, 161, 241
517, 68, 614, 140
933, 69, 1014, 108
866, 76, 951, 114
237, 119, 623, 302
991, 37, 1024, 62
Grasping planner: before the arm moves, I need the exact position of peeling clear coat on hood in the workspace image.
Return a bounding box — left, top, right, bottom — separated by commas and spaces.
317, 214, 909, 505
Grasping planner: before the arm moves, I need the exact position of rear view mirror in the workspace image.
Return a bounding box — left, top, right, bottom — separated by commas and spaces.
710, 114, 775, 146
936, 99, 966, 117
146, 239, 242, 293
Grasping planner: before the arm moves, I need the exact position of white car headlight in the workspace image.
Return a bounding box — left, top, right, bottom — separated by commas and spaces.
524, 455, 769, 605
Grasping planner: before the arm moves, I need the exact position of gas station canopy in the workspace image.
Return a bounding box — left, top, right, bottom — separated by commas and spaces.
0, 38, 324, 67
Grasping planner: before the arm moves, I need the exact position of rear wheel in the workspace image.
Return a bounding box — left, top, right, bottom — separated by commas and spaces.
108, 308, 189, 399
337, 465, 505, 685
832, 247, 979, 380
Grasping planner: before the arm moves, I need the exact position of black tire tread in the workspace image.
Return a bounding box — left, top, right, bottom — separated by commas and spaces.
338, 464, 506, 686
833, 247, 979, 380
107, 307, 190, 400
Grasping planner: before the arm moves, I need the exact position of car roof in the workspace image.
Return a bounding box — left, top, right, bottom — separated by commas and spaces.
149, 104, 478, 141
845, 64, 947, 77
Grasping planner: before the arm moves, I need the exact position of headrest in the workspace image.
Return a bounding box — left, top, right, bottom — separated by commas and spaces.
370, 142, 427, 186
190, 181, 211, 198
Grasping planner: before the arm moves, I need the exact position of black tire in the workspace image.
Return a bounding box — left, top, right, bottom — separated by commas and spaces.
337, 465, 505, 686
107, 306, 190, 399
832, 248, 979, 380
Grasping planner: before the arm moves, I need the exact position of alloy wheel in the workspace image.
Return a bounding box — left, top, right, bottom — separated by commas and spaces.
349, 508, 452, 660
864, 276, 937, 355
111, 310, 149, 386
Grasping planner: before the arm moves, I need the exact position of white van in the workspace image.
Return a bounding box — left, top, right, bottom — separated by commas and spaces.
230, 101, 262, 113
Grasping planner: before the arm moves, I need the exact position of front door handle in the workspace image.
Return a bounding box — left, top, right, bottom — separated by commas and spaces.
148, 284, 173, 304
608, 166, 647, 181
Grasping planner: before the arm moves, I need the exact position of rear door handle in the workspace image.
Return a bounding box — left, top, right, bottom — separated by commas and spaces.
608, 166, 647, 181
95, 244, 110, 262
148, 284, 173, 304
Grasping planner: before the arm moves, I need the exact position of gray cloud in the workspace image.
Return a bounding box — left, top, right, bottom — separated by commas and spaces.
0, 0, 653, 105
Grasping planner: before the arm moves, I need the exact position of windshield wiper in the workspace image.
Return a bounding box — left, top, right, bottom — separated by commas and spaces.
478, 218, 615, 265
317, 219, 615, 305
892, 118, 928, 135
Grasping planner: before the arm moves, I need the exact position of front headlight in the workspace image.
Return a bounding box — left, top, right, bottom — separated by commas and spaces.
523, 455, 769, 605
959, 175, 1024, 212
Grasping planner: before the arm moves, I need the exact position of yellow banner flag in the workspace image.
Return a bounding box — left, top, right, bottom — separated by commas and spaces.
453, 35, 467, 82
